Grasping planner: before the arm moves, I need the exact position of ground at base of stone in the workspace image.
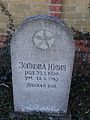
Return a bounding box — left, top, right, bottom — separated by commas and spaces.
9, 112, 71, 120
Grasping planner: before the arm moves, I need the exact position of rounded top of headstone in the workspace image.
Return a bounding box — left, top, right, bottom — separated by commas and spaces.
13, 15, 73, 51
12, 15, 74, 54
15, 15, 70, 34
21, 15, 67, 27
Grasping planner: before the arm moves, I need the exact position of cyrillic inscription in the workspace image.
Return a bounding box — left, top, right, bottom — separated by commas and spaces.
18, 62, 67, 89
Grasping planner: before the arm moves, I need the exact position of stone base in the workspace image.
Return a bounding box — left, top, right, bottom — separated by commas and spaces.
9, 111, 71, 120
51, 114, 71, 120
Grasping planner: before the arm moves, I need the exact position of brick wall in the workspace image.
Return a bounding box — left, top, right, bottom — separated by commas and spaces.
62, 0, 90, 32
0, 0, 90, 34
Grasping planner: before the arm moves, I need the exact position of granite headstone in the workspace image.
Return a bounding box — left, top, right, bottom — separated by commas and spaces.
11, 15, 75, 115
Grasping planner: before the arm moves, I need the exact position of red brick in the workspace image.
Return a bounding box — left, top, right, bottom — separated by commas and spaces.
0, 35, 7, 48
0, 35, 7, 42
51, 0, 62, 4
50, 5, 62, 12
0, 42, 4, 48
50, 13, 61, 17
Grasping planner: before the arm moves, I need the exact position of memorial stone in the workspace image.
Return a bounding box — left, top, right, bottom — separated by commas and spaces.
11, 15, 75, 117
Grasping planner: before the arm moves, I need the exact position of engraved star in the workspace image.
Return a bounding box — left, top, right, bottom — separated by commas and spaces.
33, 29, 54, 50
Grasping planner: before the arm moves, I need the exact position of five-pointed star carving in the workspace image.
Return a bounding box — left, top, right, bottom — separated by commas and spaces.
33, 29, 54, 49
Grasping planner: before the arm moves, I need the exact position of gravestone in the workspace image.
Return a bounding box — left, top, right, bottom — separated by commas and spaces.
11, 15, 75, 118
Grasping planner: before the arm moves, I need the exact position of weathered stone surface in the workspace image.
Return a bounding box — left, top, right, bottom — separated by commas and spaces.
11, 15, 75, 115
